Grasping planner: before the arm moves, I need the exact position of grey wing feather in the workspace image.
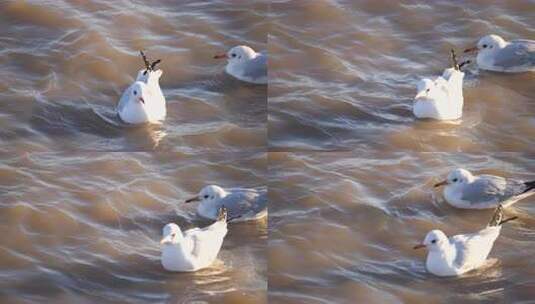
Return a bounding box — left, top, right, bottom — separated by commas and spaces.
493, 41, 535, 68
116, 85, 132, 113
219, 188, 267, 218
243, 54, 267, 80
462, 175, 527, 206
451, 235, 471, 268
451, 233, 485, 270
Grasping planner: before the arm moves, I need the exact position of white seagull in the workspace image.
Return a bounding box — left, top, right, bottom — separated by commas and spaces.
464, 34, 535, 73
413, 50, 466, 120
117, 51, 166, 124
160, 207, 228, 272
185, 185, 267, 221
214, 45, 267, 84
414, 205, 517, 277
434, 168, 535, 209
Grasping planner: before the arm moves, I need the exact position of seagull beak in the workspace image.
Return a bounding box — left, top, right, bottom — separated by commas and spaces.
414, 91, 426, 100
434, 180, 448, 188
160, 235, 172, 245
184, 196, 199, 203
214, 53, 227, 59
464, 46, 478, 54
139, 97, 145, 104
413, 243, 426, 250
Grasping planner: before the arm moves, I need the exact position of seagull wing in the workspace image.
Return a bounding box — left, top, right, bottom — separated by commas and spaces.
185, 221, 227, 260
493, 40, 535, 70
116, 84, 133, 113
242, 54, 267, 82
451, 227, 500, 272
461, 175, 528, 207
221, 188, 268, 220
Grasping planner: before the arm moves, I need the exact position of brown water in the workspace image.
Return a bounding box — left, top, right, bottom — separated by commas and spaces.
0, 152, 267, 303
0, 0, 267, 152
269, 1, 535, 151
2, 1, 535, 303
268, 152, 535, 303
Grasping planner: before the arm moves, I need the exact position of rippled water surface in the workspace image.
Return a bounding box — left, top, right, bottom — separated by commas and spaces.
0, 0, 267, 152
269, 0, 535, 151
2, 1, 534, 303
268, 152, 535, 303
0, 152, 267, 303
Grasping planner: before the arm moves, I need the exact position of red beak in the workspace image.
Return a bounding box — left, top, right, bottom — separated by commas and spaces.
464, 46, 478, 53
434, 180, 448, 188
413, 244, 426, 250
214, 53, 227, 59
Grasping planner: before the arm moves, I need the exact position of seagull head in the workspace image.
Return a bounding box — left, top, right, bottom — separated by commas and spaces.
160, 223, 182, 245
434, 168, 474, 188
414, 230, 448, 251
214, 45, 257, 64
464, 34, 507, 54
130, 81, 152, 106
414, 78, 444, 101
184, 185, 227, 204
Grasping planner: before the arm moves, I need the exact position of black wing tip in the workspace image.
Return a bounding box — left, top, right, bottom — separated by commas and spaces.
139, 50, 162, 72
499, 216, 518, 226
523, 180, 535, 193
217, 206, 227, 222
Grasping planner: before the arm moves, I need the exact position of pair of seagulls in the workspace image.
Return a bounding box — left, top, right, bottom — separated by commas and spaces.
160, 185, 267, 272
117, 45, 267, 124
413, 34, 535, 120
415, 168, 535, 277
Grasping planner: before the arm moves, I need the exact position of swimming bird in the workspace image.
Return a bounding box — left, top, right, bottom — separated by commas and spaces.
185, 185, 267, 221
214, 45, 267, 84
160, 207, 228, 272
464, 34, 535, 73
434, 168, 535, 209
413, 50, 467, 120
414, 205, 517, 277
117, 51, 166, 124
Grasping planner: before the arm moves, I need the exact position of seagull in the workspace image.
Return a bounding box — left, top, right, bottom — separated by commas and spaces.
117, 51, 166, 124
184, 185, 267, 221
214, 45, 267, 84
434, 168, 535, 209
413, 50, 467, 120
160, 207, 228, 272
414, 205, 517, 277
464, 34, 535, 73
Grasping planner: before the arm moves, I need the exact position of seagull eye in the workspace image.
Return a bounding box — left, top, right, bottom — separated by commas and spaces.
231, 53, 237, 58
431, 239, 437, 244
133, 90, 137, 95
482, 44, 488, 48
204, 195, 209, 199
452, 178, 458, 182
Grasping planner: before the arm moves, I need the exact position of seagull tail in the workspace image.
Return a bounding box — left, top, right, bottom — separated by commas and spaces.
520, 180, 535, 195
